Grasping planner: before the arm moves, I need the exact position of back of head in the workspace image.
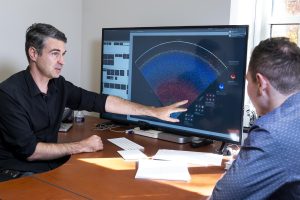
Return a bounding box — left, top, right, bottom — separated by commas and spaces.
248, 37, 300, 95
25, 23, 67, 62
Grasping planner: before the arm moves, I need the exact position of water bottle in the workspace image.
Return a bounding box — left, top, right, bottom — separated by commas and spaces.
75, 111, 85, 123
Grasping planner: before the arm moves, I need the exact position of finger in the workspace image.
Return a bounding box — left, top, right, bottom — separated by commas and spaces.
166, 117, 180, 123
176, 108, 188, 112
172, 100, 188, 107
170, 108, 187, 114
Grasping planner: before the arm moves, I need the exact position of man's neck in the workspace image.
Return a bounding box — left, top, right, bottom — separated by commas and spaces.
29, 66, 49, 94
266, 88, 294, 114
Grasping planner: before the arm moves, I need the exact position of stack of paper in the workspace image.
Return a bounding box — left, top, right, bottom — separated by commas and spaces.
152, 149, 223, 166
135, 159, 191, 182
116, 148, 223, 182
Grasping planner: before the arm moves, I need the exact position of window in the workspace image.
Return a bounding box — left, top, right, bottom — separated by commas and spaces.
230, 0, 300, 127
255, 0, 300, 46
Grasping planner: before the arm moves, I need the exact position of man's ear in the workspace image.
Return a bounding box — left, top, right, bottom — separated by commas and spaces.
256, 73, 268, 95
28, 47, 38, 62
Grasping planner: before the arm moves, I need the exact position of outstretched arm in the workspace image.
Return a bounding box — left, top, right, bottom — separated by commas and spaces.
105, 95, 188, 123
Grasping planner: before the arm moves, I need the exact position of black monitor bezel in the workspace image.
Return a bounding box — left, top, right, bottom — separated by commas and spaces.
100, 25, 249, 145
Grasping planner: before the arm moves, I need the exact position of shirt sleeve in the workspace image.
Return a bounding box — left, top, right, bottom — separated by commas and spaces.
63, 80, 108, 113
211, 127, 286, 200
0, 90, 37, 159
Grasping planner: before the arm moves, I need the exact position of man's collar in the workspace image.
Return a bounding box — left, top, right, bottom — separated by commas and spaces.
24, 67, 58, 97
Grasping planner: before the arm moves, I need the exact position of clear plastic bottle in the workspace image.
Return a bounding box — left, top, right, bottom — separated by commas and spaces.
75, 111, 85, 123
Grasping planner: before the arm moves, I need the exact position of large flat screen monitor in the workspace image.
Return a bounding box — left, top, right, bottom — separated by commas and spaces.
100, 25, 248, 144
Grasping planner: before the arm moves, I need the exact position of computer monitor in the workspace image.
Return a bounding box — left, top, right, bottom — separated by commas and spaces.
100, 25, 248, 145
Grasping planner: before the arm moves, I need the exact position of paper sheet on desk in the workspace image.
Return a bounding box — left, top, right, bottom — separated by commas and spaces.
152, 149, 223, 166
135, 159, 191, 182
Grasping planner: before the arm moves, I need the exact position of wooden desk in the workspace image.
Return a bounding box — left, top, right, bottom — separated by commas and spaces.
1, 116, 225, 200
0, 176, 86, 199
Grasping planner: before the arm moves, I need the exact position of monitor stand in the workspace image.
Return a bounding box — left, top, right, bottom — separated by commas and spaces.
157, 132, 192, 144
132, 127, 191, 144
216, 142, 227, 155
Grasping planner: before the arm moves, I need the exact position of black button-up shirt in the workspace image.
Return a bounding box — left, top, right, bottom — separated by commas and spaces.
0, 68, 107, 173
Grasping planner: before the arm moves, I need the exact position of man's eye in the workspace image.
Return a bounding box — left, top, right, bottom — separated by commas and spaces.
51, 52, 60, 56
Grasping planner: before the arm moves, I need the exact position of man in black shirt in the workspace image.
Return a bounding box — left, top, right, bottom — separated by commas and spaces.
0, 23, 188, 181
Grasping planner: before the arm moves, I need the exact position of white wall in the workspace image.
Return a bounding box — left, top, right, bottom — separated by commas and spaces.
0, 0, 82, 86
81, 0, 231, 93
230, 0, 258, 126
81, 0, 231, 115
230, 0, 256, 54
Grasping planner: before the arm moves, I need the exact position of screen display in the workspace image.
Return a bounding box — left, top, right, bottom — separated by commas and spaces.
100, 26, 248, 144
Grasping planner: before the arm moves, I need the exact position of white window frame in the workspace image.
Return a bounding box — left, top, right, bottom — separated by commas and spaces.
254, 0, 300, 45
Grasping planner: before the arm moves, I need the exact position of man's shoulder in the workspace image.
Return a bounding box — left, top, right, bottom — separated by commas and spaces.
0, 70, 26, 93
254, 93, 300, 130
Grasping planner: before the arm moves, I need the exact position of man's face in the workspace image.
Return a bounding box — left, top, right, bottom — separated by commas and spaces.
34, 37, 66, 79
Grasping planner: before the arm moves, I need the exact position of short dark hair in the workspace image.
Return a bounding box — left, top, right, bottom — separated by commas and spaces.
25, 23, 67, 62
248, 37, 300, 95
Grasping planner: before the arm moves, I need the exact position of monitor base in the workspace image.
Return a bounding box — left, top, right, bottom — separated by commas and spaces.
133, 127, 160, 138
158, 132, 192, 144
133, 127, 191, 143
190, 137, 213, 148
